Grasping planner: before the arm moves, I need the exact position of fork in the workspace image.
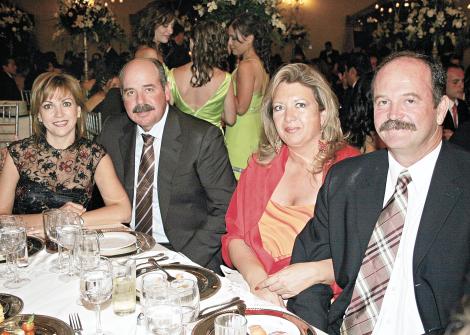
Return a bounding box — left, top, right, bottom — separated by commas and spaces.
69, 313, 83, 335
148, 257, 176, 281
96, 230, 104, 238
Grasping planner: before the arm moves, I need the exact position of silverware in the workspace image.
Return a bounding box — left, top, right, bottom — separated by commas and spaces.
197, 301, 246, 321
132, 252, 165, 261
136, 256, 169, 268
96, 230, 104, 238
198, 297, 241, 316
148, 257, 176, 281
69, 313, 83, 335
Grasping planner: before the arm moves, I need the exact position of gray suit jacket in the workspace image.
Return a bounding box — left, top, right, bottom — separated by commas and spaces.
288, 142, 470, 334
97, 106, 236, 272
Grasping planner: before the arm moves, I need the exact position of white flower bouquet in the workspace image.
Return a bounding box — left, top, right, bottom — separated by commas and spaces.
0, 3, 34, 43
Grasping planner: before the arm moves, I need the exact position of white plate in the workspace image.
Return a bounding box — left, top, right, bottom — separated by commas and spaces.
99, 232, 137, 251
247, 314, 300, 335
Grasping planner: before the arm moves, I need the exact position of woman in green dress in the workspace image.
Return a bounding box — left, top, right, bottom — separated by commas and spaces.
167, 20, 236, 129
226, 14, 271, 179
135, 1, 175, 71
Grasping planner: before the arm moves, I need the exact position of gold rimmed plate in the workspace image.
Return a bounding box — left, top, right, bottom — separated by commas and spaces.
0, 236, 44, 263
137, 264, 221, 300
0, 314, 74, 334
0, 294, 23, 323
96, 230, 156, 258
192, 308, 317, 335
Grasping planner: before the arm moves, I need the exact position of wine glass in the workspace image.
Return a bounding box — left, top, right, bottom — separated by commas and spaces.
0, 215, 18, 278
170, 278, 200, 333
56, 212, 82, 280
0, 221, 29, 289
43, 209, 66, 273
80, 257, 113, 335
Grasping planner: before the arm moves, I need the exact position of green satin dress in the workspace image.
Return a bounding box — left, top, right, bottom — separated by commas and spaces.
225, 68, 264, 179
168, 69, 231, 129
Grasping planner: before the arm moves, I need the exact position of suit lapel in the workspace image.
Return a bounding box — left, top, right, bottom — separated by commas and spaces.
414, 143, 463, 268
119, 122, 136, 202
158, 107, 183, 223
354, 151, 389, 253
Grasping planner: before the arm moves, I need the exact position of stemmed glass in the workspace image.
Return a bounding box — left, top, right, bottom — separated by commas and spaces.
80, 257, 113, 335
170, 278, 200, 334
0, 219, 29, 289
43, 209, 66, 273
56, 211, 82, 280
0, 215, 18, 279
76, 231, 100, 271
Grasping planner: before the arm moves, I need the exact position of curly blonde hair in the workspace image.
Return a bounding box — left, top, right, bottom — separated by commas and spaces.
258, 63, 345, 173
31, 72, 86, 139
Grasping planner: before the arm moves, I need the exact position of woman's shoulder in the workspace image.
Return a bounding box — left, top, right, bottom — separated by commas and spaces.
8, 135, 35, 152
333, 143, 361, 163
76, 137, 107, 156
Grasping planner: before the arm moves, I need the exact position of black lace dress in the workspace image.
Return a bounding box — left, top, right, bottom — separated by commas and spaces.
8, 135, 106, 214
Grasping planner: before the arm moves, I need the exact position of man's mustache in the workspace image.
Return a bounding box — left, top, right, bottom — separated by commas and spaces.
132, 104, 155, 113
379, 119, 417, 132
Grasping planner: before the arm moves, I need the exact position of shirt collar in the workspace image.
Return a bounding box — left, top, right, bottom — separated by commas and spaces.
387, 141, 442, 190
137, 104, 169, 139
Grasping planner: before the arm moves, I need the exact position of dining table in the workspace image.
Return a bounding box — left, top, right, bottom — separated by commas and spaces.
0, 227, 327, 335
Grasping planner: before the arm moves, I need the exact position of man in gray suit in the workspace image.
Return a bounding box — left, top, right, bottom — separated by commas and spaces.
98, 58, 236, 272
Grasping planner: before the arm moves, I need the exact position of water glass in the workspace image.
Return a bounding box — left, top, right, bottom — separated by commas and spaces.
214, 314, 247, 335
76, 231, 101, 271
170, 279, 200, 324
80, 257, 113, 335
43, 209, 65, 272
57, 223, 81, 280
112, 258, 136, 315
145, 304, 183, 335
141, 271, 168, 306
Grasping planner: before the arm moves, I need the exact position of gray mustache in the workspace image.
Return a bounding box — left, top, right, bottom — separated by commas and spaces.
133, 104, 155, 113
379, 119, 417, 131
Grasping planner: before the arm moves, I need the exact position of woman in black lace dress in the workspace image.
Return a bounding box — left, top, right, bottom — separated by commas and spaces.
0, 72, 131, 232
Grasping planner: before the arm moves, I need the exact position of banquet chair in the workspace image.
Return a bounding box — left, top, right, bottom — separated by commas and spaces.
85, 111, 102, 140
0, 102, 20, 147
21, 90, 32, 110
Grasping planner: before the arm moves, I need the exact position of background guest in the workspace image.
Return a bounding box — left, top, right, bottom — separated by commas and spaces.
225, 14, 271, 179
0, 72, 131, 232
164, 22, 190, 69
222, 63, 359, 305
0, 54, 22, 100
443, 64, 469, 139
167, 20, 236, 129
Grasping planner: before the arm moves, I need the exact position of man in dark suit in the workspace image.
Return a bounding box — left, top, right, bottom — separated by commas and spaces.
443, 64, 470, 139
97, 58, 236, 272
0, 55, 21, 100
287, 52, 470, 335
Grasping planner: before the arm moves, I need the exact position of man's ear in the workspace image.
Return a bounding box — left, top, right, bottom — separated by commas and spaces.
436, 95, 451, 126
164, 83, 171, 102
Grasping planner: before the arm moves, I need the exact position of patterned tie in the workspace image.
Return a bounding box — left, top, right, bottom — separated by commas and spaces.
341, 170, 412, 335
135, 134, 155, 235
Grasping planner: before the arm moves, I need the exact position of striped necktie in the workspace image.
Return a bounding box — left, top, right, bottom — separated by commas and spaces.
341, 170, 412, 335
135, 134, 155, 235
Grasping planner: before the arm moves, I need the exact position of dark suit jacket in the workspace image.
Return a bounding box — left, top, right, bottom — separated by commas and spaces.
443, 99, 470, 131
0, 71, 21, 100
287, 142, 470, 335
97, 106, 236, 272
450, 120, 470, 152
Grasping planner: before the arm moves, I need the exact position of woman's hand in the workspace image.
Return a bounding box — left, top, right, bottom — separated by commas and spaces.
60, 202, 86, 216
255, 260, 334, 299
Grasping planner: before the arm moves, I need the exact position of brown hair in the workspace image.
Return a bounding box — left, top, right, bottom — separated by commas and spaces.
136, 2, 175, 49
258, 63, 345, 173
31, 72, 86, 139
190, 20, 228, 87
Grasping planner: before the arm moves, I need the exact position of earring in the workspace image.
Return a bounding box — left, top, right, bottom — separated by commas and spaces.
274, 137, 282, 153
318, 140, 327, 154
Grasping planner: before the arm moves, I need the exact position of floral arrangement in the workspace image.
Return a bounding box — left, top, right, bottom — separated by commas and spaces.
0, 3, 34, 43
194, 0, 307, 46
364, 0, 467, 53
54, 0, 124, 44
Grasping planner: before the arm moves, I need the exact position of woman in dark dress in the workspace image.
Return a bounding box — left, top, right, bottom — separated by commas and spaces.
0, 72, 131, 233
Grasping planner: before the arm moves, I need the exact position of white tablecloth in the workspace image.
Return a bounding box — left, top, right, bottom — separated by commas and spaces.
1, 243, 326, 335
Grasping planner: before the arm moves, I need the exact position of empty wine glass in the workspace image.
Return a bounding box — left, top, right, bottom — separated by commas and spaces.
80, 257, 113, 335
43, 209, 66, 273
57, 212, 82, 280
170, 278, 200, 333
0, 221, 29, 289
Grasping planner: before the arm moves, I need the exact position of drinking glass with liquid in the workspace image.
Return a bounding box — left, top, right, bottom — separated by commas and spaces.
112, 258, 136, 315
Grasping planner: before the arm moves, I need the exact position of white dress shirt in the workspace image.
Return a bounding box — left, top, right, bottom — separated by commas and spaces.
130, 105, 169, 243
373, 142, 442, 335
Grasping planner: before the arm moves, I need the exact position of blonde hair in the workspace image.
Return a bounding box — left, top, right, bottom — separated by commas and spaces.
258, 63, 345, 173
31, 72, 86, 139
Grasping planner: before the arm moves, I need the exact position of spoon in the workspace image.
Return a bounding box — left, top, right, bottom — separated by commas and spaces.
148, 257, 176, 281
